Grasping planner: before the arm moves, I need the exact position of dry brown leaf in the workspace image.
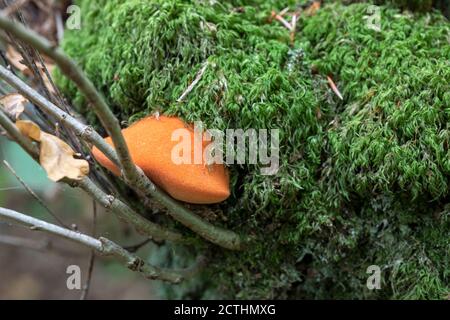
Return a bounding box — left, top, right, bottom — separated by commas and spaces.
40, 131, 89, 181
16, 120, 89, 181
0, 93, 27, 119
15, 119, 41, 141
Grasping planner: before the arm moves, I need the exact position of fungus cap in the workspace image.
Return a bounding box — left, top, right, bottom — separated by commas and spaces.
92, 116, 230, 204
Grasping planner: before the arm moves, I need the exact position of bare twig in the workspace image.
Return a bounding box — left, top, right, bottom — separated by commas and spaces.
0, 69, 225, 248
3, 159, 69, 228
124, 238, 153, 253
55, 11, 64, 44
80, 200, 97, 300
0, 65, 241, 251
270, 10, 292, 30
75, 177, 183, 242
290, 13, 298, 45
0, 233, 86, 258
0, 13, 142, 186
279, 7, 290, 16
177, 62, 208, 102
0, 65, 120, 166
0, 206, 184, 283
327, 75, 344, 101
0, 108, 38, 156
0, 15, 243, 250
80, 249, 95, 300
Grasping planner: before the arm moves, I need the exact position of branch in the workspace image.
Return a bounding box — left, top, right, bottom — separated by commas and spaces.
0, 206, 184, 283
80, 200, 97, 300
0, 65, 120, 166
0, 107, 38, 157
146, 194, 243, 250
0, 109, 182, 243
0, 12, 139, 185
124, 238, 153, 253
0, 16, 243, 250
75, 177, 183, 242
177, 61, 208, 102
0, 233, 87, 258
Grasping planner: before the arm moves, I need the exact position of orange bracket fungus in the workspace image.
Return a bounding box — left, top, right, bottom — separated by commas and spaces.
92, 116, 230, 204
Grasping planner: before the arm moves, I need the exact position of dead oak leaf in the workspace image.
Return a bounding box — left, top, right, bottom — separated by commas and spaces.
15, 119, 41, 140
16, 120, 89, 181
0, 93, 27, 119
40, 131, 89, 181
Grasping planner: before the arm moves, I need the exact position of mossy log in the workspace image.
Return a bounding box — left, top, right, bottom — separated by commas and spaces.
56, 0, 449, 299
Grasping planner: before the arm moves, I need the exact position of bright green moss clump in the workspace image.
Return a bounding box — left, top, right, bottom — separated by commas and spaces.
56, 0, 449, 299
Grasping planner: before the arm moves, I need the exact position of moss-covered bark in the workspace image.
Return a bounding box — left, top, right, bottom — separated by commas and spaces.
56, 0, 449, 299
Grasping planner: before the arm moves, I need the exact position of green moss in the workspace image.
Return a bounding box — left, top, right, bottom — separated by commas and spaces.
56, 1, 449, 299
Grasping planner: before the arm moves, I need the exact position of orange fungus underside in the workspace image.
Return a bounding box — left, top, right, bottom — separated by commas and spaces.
91, 116, 230, 204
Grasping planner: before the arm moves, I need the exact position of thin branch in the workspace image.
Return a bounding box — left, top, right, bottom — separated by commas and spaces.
124, 238, 153, 253
0, 63, 242, 251
80, 200, 97, 300
290, 13, 298, 45
0, 16, 243, 250
177, 61, 208, 102
144, 194, 243, 250
0, 12, 140, 185
3, 159, 69, 228
55, 11, 64, 44
327, 75, 344, 101
270, 10, 292, 30
80, 249, 95, 300
0, 107, 38, 157
75, 177, 183, 242
0, 65, 120, 166
1, 206, 102, 248
0, 206, 184, 283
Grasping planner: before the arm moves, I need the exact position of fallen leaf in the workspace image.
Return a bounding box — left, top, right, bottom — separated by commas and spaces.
16, 120, 89, 181
0, 93, 27, 119
15, 119, 41, 141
